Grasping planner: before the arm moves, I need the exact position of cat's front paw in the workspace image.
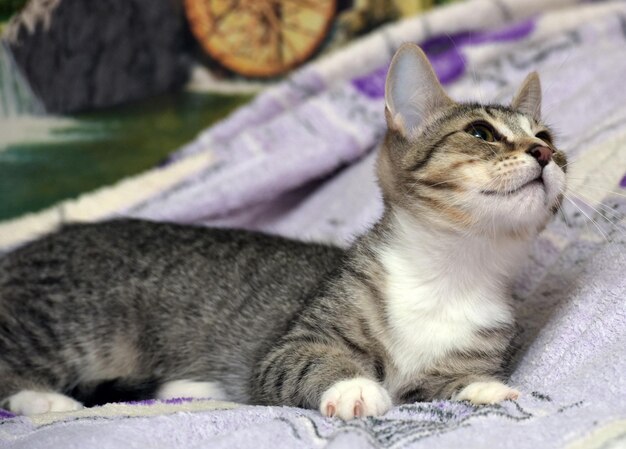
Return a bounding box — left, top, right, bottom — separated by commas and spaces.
320, 377, 392, 419
7, 390, 84, 416
455, 381, 520, 404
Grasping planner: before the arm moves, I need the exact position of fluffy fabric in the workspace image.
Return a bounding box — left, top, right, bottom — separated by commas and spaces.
1, 0, 625, 447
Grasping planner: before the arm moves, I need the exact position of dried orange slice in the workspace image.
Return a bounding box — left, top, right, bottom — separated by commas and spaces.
184, 0, 336, 78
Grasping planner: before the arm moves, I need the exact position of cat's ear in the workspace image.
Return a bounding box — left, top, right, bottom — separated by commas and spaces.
385, 43, 453, 137
511, 72, 542, 121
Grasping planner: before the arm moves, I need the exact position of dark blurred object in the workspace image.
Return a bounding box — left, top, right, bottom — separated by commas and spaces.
328, 0, 459, 52
184, 0, 337, 78
322, 0, 398, 53
0, 0, 28, 22
4, 0, 191, 113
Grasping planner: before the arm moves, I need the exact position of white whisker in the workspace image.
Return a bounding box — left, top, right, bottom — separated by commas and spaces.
568, 184, 626, 199
566, 192, 626, 239
563, 194, 610, 242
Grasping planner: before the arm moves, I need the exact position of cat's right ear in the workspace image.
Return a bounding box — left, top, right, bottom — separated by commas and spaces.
511, 72, 542, 122
385, 43, 453, 137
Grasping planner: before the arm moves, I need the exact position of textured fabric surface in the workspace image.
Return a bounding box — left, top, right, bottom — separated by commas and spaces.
1, 0, 626, 448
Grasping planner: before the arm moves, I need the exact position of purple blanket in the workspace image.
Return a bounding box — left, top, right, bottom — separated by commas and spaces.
1, 0, 626, 448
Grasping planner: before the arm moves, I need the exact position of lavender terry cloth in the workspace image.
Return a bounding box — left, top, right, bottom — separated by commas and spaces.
1, 0, 626, 448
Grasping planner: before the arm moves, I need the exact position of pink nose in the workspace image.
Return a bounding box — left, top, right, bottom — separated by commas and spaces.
527, 145, 552, 168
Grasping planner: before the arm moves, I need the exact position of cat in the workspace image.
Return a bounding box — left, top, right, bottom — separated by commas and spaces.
0, 43, 567, 419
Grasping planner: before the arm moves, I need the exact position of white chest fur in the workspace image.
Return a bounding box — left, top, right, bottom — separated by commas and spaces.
378, 211, 524, 384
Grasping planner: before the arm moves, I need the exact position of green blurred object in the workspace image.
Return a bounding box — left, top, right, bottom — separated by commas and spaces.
0, 92, 252, 221
0, 0, 27, 23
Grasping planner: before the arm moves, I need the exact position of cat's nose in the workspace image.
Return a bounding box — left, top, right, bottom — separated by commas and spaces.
527, 145, 552, 168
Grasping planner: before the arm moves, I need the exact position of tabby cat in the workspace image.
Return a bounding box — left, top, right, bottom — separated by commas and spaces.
0, 43, 566, 419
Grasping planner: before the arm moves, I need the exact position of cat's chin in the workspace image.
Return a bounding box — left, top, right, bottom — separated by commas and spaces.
470, 170, 565, 236
465, 189, 555, 238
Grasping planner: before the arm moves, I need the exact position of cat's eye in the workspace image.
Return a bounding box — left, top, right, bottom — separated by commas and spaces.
535, 131, 552, 144
466, 123, 496, 142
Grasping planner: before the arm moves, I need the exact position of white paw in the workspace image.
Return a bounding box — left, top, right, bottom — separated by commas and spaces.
455, 381, 520, 405
7, 390, 84, 416
157, 380, 229, 401
319, 377, 392, 420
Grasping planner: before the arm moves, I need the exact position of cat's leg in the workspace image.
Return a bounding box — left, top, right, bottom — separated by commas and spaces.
156, 380, 229, 401
0, 375, 82, 415
254, 341, 391, 420
0, 374, 83, 416
319, 377, 392, 419
440, 376, 520, 405
6, 390, 83, 415
454, 380, 520, 404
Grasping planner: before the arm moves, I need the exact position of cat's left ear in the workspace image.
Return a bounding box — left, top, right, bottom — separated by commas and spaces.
385, 43, 453, 137
511, 72, 542, 121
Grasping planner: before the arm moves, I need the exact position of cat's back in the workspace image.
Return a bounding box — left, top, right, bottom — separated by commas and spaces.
0, 219, 345, 313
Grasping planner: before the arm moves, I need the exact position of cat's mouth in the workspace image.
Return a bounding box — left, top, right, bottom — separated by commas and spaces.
480, 177, 544, 196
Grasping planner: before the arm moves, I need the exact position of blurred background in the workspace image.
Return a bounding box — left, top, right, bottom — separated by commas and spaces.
1, 0, 624, 254
0, 0, 456, 222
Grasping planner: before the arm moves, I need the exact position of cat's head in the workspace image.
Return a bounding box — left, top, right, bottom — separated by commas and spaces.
378, 43, 567, 238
